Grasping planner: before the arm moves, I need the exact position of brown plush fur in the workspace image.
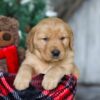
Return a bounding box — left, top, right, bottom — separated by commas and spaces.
0, 16, 19, 71
14, 18, 79, 90
0, 16, 19, 47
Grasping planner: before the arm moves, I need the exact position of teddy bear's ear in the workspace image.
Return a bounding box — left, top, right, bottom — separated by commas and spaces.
10, 17, 19, 30
26, 27, 36, 53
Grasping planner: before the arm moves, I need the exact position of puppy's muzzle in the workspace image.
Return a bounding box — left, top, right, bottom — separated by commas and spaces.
51, 49, 60, 58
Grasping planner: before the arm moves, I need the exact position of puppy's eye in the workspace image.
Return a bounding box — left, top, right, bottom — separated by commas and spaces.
60, 37, 66, 40
42, 37, 49, 41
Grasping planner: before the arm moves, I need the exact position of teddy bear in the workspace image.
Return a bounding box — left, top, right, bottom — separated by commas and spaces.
0, 16, 23, 73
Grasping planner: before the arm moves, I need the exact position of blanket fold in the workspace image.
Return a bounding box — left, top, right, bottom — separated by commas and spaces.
0, 71, 77, 100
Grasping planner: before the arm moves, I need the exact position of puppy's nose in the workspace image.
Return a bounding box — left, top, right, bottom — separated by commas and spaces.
51, 49, 60, 58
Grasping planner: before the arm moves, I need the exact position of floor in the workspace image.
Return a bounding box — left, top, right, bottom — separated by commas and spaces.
75, 84, 100, 100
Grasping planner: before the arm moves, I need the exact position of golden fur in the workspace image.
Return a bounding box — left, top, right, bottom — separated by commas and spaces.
14, 18, 79, 90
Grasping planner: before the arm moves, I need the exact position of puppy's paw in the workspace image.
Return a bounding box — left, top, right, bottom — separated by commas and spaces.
14, 76, 30, 90
74, 70, 80, 79
73, 68, 80, 79
42, 75, 59, 90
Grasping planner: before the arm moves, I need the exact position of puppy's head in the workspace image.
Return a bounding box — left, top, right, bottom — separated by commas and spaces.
27, 18, 73, 62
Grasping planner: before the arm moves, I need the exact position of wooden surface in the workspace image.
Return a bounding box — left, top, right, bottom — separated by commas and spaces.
76, 84, 100, 100
68, 0, 100, 83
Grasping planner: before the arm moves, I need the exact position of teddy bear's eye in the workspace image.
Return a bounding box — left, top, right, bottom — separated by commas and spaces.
3, 33, 11, 41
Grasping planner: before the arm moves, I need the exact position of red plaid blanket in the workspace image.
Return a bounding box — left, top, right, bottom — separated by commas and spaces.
0, 71, 77, 100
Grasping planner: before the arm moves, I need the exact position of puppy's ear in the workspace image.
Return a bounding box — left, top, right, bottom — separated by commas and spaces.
26, 27, 35, 53
66, 24, 74, 51
69, 32, 73, 51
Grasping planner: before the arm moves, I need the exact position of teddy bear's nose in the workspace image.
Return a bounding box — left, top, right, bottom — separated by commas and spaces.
3, 33, 11, 41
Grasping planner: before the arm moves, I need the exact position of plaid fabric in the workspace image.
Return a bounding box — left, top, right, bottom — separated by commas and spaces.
0, 71, 77, 100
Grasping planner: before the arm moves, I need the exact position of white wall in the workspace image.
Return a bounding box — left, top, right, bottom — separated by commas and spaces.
69, 0, 100, 83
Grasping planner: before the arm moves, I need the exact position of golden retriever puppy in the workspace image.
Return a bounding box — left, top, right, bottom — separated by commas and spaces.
14, 18, 79, 90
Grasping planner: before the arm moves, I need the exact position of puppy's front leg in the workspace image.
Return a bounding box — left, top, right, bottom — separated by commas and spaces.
14, 64, 33, 90
42, 67, 65, 90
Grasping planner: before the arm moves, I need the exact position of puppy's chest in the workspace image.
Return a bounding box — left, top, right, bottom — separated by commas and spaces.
33, 59, 68, 75
34, 61, 53, 74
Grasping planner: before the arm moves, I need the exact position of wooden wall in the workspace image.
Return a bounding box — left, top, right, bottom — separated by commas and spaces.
68, 0, 100, 83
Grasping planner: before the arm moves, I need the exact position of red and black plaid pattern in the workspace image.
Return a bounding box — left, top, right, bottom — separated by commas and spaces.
0, 71, 77, 100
